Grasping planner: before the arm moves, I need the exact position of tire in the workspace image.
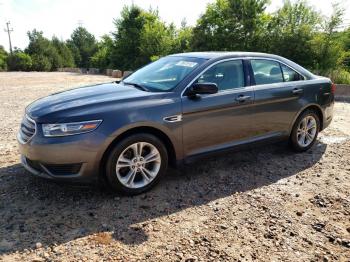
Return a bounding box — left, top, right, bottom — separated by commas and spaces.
105, 133, 168, 195
290, 110, 320, 152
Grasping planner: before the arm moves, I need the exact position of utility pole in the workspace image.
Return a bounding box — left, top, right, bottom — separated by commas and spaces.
77, 20, 84, 28
4, 21, 13, 54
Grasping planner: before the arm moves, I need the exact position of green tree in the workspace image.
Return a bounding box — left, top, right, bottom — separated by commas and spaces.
111, 5, 151, 70
337, 27, 350, 70
66, 42, 81, 68
25, 29, 62, 71
67, 27, 97, 68
266, 0, 320, 68
311, 3, 344, 72
91, 35, 113, 69
0, 45, 8, 71
139, 17, 177, 62
191, 0, 268, 51
52, 37, 75, 67
25, 30, 75, 71
172, 20, 193, 53
7, 49, 32, 71
111, 6, 192, 70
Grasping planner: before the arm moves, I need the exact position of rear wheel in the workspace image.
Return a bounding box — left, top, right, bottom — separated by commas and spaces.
105, 133, 168, 195
290, 110, 320, 152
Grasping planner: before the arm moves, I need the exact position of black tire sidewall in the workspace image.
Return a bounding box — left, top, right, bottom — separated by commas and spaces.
290, 110, 320, 152
105, 133, 168, 195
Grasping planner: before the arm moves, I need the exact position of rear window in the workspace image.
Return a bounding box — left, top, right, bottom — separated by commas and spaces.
281, 64, 304, 82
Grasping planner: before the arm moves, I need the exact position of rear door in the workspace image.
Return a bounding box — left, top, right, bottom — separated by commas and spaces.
248, 59, 307, 136
181, 59, 257, 157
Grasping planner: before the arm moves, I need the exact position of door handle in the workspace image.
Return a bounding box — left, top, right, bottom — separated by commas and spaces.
235, 95, 251, 102
292, 88, 303, 95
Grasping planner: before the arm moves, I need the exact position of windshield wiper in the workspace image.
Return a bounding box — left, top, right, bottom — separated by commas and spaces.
123, 82, 149, 91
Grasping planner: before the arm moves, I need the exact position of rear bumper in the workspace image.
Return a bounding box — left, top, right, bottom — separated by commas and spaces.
321, 100, 335, 131
322, 115, 333, 130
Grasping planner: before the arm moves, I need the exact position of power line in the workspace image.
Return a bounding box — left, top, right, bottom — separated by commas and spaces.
4, 21, 13, 54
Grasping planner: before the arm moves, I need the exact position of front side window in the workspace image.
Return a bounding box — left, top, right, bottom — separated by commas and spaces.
123, 56, 207, 92
281, 64, 304, 82
251, 59, 283, 85
196, 60, 245, 91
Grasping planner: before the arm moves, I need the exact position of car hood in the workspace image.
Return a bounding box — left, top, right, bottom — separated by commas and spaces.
26, 82, 158, 121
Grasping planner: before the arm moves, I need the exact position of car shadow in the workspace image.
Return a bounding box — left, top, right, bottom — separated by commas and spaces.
0, 141, 327, 254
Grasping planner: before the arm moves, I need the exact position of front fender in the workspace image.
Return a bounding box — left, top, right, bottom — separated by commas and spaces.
94, 120, 183, 171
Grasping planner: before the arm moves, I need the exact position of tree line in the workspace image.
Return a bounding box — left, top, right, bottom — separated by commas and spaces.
0, 0, 349, 83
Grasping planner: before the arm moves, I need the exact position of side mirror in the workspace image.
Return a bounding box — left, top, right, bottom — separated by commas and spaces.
186, 82, 218, 97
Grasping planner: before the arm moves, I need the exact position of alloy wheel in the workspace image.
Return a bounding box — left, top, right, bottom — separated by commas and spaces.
115, 142, 161, 189
296, 115, 317, 147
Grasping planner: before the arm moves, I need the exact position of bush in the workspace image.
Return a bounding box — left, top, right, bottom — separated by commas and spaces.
31, 54, 51, 71
7, 51, 32, 71
25, 30, 75, 71
0, 46, 7, 71
0, 58, 6, 71
328, 69, 350, 84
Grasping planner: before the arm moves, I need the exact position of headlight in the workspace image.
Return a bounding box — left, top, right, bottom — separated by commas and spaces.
42, 120, 102, 137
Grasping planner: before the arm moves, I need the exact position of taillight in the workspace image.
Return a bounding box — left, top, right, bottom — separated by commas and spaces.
331, 83, 336, 94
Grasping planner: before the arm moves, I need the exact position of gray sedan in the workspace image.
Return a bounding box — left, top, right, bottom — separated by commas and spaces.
18, 52, 335, 195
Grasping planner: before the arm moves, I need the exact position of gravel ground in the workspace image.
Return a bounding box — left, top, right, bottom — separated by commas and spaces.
0, 72, 349, 261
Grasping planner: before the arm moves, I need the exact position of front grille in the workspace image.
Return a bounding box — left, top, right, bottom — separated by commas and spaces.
19, 115, 36, 143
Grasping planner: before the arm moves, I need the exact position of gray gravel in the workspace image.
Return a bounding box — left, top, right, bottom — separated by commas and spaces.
0, 72, 349, 261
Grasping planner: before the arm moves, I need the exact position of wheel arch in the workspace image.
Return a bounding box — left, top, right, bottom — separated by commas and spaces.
289, 104, 324, 136
99, 125, 178, 180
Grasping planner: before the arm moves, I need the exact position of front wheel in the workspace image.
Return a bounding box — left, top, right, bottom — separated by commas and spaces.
105, 134, 168, 195
290, 110, 320, 152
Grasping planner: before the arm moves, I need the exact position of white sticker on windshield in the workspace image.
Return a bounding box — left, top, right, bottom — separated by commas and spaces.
176, 61, 198, 68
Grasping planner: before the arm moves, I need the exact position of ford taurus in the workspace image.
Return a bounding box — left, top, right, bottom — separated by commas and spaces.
17, 52, 335, 195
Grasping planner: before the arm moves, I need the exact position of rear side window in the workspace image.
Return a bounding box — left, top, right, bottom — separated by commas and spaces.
281, 64, 304, 82
251, 59, 283, 85
196, 60, 244, 91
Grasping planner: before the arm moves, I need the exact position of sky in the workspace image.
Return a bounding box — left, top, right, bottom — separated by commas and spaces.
0, 0, 349, 52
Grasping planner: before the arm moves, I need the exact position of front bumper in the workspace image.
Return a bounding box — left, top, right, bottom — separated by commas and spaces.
21, 155, 52, 179
17, 128, 108, 183
20, 155, 88, 180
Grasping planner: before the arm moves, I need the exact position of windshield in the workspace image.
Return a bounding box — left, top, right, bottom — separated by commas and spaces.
123, 56, 207, 92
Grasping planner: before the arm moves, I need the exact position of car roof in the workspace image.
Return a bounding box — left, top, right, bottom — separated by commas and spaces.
170, 51, 315, 79
170, 51, 283, 60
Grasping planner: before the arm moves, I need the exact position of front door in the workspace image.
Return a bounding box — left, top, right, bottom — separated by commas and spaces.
181, 59, 256, 157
